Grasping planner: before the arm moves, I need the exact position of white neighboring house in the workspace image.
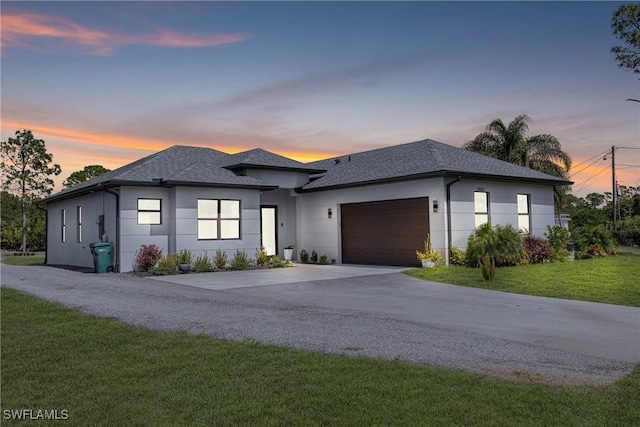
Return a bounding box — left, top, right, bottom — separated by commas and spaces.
42, 139, 572, 272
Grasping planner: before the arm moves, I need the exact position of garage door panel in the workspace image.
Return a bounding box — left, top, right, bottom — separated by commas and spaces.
341, 198, 430, 267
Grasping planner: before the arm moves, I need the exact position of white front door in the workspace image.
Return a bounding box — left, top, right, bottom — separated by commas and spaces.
260, 206, 277, 256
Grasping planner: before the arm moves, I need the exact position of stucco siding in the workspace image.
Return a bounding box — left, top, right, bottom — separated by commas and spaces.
46, 191, 117, 269
297, 179, 446, 264
448, 179, 555, 250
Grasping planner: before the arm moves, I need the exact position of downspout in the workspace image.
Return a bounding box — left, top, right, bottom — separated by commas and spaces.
445, 176, 462, 265
105, 188, 120, 272
36, 202, 48, 265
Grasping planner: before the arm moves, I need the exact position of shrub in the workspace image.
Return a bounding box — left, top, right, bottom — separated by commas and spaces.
214, 249, 228, 270
310, 250, 318, 263
134, 244, 162, 271
176, 249, 193, 265
545, 225, 570, 262
150, 254, 177, 275
299, 249, 309, 263
479, 255, 496, 281
573, 225, 618, 258
466, 223, 525, 267
230, 250, 252, 270
255, 246, 269, 267
193, 252, 214, 273
524, 235, 551, 264
319, 255, 330, 265
449, 245, 466, 266
267, 255, 289, 269
614, 216, 640, 246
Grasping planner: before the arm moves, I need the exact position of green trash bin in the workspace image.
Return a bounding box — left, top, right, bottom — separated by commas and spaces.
90, 242, 112, 274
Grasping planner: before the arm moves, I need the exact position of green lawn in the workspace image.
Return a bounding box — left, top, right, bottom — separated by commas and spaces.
405, 249, 640, 307
1, 288, 639, 426
2, 255, 45, 266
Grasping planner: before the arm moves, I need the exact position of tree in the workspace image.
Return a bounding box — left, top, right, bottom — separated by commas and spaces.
1, 130, 61, 254
611, 4, 640, 75
464, 114, 572, 178
63, 165, 111, 188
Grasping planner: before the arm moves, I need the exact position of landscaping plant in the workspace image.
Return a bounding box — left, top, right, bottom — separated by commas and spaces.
479, 255, 496, 281
310, 250, 318, 263
214, 249, 228, 270
466, 223, 525, 267
255, 246, 269, 267
193, 252, 214, 273
449, 245, 467, 266
545, 225, 570, 262
299, 249, 309, 263
134, 244, 162, 271
573, 225, 618, 258
524, 235, 551, 264
230, 250, 252, 270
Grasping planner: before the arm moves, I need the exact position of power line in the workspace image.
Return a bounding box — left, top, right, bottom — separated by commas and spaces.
569, 156, 608, 178
569, 149, 610, 172
572, 167, 610, 193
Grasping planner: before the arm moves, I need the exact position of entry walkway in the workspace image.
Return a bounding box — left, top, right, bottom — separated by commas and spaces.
148, 263, 407, 290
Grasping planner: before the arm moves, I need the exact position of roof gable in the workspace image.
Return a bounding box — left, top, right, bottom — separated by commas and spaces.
217, 148, 325, 173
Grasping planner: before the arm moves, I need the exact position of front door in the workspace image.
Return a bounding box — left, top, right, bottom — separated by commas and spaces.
260, 206, 278, 256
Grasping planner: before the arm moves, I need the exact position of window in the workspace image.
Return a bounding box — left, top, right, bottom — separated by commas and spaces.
138, 199, 161, 225
77, 206, 82, 242
198, 199, 240, 240
517, 194, 531, 233
474, 191, 489, 228
61, 209, 66, 243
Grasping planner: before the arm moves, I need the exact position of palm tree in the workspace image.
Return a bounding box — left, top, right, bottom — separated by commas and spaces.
464, 114, 572, 220
464, 114, 572, 178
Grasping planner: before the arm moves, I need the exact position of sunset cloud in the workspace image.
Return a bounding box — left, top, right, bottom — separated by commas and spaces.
0, 13, 248, 55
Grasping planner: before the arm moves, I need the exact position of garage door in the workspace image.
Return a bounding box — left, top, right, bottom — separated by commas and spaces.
341, 198, 430, 266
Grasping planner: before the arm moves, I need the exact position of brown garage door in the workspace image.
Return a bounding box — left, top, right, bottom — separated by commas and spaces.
341, 198, 430, 267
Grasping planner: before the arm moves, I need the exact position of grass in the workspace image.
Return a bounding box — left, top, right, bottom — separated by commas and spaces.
2, 288, 640, 426
2, 255, 45, 266
405, 248, 640, 307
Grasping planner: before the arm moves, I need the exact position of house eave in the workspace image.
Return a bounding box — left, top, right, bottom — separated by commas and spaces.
295, 170, 572, 193
224, 164, 326, 174
43, 179, 278, 204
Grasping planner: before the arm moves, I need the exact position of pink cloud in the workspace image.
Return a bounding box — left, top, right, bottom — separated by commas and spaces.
1, 13, 248, 55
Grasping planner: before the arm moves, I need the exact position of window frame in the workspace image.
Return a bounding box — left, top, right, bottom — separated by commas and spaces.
77, 206, 82, 243
137, 198, 162, 225
197, 199, 241, 240
61, 209, 66, 243
474, 191, 490, 228
517, 193, 531, 234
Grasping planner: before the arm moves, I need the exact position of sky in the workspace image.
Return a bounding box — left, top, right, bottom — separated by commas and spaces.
1, 1, 639, 197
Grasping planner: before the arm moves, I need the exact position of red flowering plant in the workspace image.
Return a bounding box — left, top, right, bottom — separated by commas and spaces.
134, 244, 162, 271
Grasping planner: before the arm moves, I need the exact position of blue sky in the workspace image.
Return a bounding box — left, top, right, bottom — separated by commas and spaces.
1, 1, 638, 196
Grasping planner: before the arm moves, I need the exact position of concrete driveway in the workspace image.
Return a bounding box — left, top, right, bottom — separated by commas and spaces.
2, 263, 638, 385
148, 264, 408, 289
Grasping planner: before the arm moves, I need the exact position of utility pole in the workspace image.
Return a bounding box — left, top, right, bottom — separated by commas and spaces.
611, 145, 617, 231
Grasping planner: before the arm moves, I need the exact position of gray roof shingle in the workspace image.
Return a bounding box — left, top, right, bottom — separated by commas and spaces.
216, 148, 325, 173
302, 139, 571, 191
44, 146, 274, 202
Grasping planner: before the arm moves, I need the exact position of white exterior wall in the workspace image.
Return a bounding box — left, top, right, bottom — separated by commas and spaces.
46, 191, 117, 268
173, 187, 261, 262
260, 188, 298, 260
448, 179, 555, 250
297, 178, 446, 263
245, 169, 311, 188
119, 186, 262, 272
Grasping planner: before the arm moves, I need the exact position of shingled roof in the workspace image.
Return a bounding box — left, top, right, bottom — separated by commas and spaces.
44, 146, 276, 202
301, 139, 572, 191
216, 148, 325, 173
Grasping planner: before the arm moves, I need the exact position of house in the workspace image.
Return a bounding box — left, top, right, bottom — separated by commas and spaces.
42, 139, 572, 272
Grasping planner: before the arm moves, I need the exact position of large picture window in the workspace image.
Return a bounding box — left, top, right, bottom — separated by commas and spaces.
517, 194, 531, 233
198, 199, 240, 240
474, 191, 489, 228
138, 199, 161, 225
